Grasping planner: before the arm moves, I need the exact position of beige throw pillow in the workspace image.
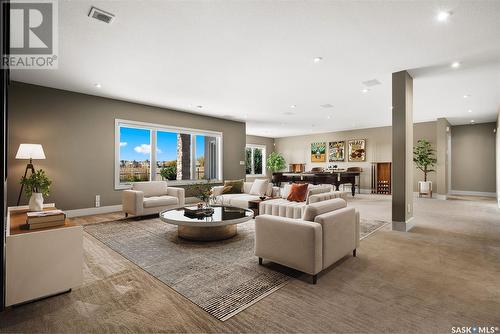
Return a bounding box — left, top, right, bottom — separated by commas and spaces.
250, 179, 269, 196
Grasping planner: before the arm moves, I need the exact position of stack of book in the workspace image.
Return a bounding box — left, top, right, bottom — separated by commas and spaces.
24, 210, 66, 230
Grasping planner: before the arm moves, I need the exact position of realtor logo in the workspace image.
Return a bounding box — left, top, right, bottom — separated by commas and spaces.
2, 0, 58, 69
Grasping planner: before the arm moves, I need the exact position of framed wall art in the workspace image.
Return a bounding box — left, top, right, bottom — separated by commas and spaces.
348, 139, 366, 162
311, 142, 326, 162
328, 141, 345, 162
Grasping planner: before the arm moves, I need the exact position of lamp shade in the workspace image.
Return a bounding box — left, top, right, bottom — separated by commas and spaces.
15, 144, 46, 160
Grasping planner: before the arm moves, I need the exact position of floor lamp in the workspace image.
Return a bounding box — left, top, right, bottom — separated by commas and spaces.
16, 143, 46, 206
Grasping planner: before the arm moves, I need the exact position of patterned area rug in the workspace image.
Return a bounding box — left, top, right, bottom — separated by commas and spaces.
84, 216, 387, 321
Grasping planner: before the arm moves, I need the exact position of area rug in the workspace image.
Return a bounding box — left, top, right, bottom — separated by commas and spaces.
84, 216, 387, 321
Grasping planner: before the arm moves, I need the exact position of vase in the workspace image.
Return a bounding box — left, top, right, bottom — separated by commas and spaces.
29, 192, 44, 211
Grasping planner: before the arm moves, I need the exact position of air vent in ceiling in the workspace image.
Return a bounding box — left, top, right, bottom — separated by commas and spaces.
320, 104, 333, 108
88, 7, 115, 24
362, 79, 381, 87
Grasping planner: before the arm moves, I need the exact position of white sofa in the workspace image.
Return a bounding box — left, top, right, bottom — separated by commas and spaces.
259, 184, 346, 219
255, 198, 360, 284
212, 181, 280, 209
122, 181, 185, 217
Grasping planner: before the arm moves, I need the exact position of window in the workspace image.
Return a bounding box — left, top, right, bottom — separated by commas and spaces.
115, 119, 222, 189
245, 144, 266, 176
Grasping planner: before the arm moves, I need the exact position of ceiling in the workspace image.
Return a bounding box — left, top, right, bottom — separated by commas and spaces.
11, 1, 500, 137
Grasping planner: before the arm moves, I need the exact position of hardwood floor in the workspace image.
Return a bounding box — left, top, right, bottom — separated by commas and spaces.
1, 195, 499, 333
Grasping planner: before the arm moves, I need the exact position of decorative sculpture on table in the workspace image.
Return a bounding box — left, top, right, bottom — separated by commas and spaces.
311, 142, 326, 162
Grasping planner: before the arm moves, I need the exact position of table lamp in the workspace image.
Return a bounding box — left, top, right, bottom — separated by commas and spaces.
15, 143, 46, 205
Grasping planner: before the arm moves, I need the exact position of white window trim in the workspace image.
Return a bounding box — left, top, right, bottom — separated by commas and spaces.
115, 119, 223, 189
245, 144, 266, 177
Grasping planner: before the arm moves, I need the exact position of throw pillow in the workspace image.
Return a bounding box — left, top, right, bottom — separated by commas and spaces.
281, 183, 293, 199
223, 179, 244, 194
250, 179, 269, 196
221, 185, 233, 194
287, 183, 309, 202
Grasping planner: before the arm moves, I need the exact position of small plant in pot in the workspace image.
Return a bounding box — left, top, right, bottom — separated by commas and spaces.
267, 152, 286, 186
20, 169, 52, 211
413, 139, 437, 197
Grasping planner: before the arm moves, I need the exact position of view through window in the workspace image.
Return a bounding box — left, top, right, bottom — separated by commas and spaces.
245, 145, 266, 176
116, 120, 221, 187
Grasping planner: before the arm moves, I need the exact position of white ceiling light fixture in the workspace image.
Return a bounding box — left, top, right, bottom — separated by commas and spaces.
361, 88, 369, 93
437, 11, 452, 22
451, 61, 461, 68
290, 104, 297, 108
326, 115, 331, 119
313, 57, 323, 63
468, 109, 472, 113
463, 94, 470, 98
94, 83, 101, 88
470, 119, 475, 123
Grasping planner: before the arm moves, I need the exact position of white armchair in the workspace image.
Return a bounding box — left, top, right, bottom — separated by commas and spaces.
122, 181, 185, 217
255, 198, 359, 284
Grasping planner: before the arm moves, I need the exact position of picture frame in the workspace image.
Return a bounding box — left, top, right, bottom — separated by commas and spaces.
328, 141, 345, 162
348, 139, 366, 162
311, 142, 326, 162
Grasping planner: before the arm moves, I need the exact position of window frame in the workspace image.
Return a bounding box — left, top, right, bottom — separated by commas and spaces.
115, 119, 223, 189
245, 144, 266, 177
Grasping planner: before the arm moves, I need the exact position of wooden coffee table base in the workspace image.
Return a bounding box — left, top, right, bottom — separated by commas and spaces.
178, 224, 237, 241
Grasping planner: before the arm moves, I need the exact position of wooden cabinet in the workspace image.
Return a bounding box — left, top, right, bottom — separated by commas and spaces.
371, 162, 392, 195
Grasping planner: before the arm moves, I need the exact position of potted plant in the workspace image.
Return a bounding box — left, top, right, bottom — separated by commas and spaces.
20, 169, 52, 211
160, 164, 177, 181
267, 152, 286, 186
187, 179, 213, 207
413, 139, 437, 197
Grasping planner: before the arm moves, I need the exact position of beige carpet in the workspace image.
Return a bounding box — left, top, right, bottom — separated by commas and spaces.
1, 195, 499, 333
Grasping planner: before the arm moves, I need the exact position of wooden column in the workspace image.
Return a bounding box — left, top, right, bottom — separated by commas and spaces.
392, 71, 414, 231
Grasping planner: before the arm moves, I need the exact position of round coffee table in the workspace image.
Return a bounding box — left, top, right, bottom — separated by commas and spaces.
160, 205, 254, 241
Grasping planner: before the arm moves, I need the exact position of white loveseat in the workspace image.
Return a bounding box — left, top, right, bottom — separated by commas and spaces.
255, 198, 360, 284
212, 181, 280, 209
259, 184, 346, 219
122, 181, 185, 217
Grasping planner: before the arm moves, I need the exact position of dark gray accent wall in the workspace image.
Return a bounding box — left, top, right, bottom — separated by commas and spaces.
451, 122, 496, 193
8, 82, 246, 210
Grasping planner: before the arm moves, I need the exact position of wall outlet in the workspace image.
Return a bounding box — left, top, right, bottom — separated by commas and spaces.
407, 203, 411, 213
95, 195, 101, 208
239, 161, 245, 165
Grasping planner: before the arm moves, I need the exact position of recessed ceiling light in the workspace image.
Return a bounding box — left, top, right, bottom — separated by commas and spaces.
94, 83, 101, 88
470, 120, 475, 123
451, 61, 460, 68
313, 57, 323, 63
290, 104, 297, 108
468, 109, 472, 113
361, 88, 369, 93
196, 105, 203, 109
437, 11, 451, 22
326, 115, 331, 119
463, 94, 470, 99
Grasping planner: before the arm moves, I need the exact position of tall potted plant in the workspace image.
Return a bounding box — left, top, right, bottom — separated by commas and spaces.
413, 139, 437, 197
267, 152, 286, 186
20, 169, 52, 211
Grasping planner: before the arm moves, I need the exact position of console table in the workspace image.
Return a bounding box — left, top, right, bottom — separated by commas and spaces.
5, 205, 83, 307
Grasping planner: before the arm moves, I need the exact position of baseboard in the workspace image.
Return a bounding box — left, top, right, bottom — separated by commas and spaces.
392, 217, 415, 232
65, 205, 123, 218
412, 192, 447, 200
448, 190, 496, 198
